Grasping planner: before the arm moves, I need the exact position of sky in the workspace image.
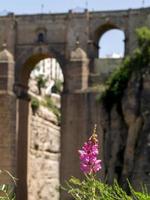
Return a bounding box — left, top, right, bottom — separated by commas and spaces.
0, 0, 150, 14
0, 0, 150, 57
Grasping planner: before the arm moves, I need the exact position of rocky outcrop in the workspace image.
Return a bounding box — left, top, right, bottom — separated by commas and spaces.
100, 69, 150, 191
28, 106, 60, 200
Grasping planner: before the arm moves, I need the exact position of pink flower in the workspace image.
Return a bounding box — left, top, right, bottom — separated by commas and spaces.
78, 126, 102, 174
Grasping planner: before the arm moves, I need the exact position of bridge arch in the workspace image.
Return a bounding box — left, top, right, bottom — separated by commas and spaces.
15, 46, 65, 200
98, 29, 125, 58
92, 23, 126, 58
15, 45, 66, 88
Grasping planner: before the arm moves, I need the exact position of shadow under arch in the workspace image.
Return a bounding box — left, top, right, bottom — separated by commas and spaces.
15, 50, 65, 200
93, 23, 126, 57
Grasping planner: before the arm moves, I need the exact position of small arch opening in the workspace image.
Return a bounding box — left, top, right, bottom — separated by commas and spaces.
98, 29, 125, 58
37, 32, 45, 43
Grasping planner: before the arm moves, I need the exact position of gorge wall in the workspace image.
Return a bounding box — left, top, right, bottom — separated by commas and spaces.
99, 63, 150, 192
28, 106, 60, 200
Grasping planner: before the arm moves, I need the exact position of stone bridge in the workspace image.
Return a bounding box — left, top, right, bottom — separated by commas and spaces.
0, 7, 150, 200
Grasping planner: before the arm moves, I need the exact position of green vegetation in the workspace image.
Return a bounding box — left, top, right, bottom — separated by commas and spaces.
0, 170, 16, 200
35, 74, 47, 95
42, 96, 61, 124
64, 176, 150, 200
31, 96, 40, 112
51, 80, 63, 94
30, 95, 61, 124
100, 27, 150, 111
0, 185, 16, 200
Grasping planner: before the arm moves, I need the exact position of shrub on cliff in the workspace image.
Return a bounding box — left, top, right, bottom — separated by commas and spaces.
101, 27, 150, 111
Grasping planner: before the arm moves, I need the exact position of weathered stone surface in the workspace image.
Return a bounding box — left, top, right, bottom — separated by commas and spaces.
99, 69, 150, 191
28, 79, 39, 95
28, 106, 60, 200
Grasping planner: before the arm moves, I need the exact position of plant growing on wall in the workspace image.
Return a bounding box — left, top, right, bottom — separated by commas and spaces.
42, 96, 61, 124
31, 96, 40, 113
30, 95, 61, 123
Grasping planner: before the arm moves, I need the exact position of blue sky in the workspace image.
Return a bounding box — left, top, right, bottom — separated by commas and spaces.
1, 0, 150, 57
0, 0, 150, 14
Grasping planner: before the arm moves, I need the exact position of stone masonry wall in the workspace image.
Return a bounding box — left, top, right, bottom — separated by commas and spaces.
28, 106, 60, 200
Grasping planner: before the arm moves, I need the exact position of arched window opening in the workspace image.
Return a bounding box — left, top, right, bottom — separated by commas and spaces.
98, 29, 125, 58
28, 57, 63, 200
37, 32, 45, 43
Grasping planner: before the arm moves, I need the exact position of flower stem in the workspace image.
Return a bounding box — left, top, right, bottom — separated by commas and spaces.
91, 174, 96, 200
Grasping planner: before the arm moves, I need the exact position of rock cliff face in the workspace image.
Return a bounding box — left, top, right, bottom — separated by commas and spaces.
100, 70, 150, 191
28, 106, 60, 200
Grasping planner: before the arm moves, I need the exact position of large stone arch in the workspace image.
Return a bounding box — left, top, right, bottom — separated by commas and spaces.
14, 42, 89, 200
14, 45, 66, 200
15, 45, 66, 87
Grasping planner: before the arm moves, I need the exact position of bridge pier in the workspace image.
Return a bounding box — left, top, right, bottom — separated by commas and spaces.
60, 47, 91, 200
0, 47, 17, 182
14, 85, 30, 200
